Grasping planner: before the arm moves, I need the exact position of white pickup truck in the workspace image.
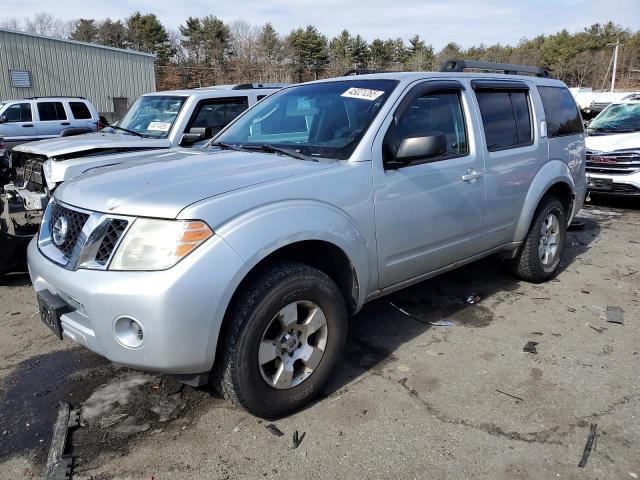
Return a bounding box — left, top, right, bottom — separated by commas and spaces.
0, 83, 284, 272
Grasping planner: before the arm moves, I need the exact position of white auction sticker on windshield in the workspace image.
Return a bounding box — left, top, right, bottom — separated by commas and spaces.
147, 121, 171, 132
341, 87, 384, 101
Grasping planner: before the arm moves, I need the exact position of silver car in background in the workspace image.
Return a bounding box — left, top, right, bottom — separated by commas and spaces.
28, 62, 586, 418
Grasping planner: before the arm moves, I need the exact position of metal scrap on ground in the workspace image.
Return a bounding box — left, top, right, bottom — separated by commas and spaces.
44, 402, 79, 480
265, 423, 284, 437
389, 302, 454, 326
578, 423, 598, 468
606, 306, 624, 325
523, 341, 539, 354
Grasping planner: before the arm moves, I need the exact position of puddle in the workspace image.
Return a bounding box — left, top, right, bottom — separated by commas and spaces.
0, 347, 113, 462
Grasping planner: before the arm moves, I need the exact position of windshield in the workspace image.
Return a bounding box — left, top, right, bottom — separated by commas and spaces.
109, 95, 187, 138
588, 103, 640, 133
212, 79, 398, 160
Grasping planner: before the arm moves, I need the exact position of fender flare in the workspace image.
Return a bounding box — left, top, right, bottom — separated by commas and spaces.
513, 160, 576, 242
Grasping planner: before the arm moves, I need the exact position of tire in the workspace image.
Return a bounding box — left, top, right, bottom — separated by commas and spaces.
509, 195, 567, 283
213, 261, 348, 418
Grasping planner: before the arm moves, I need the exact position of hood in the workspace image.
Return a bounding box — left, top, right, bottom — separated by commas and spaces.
55, 150, 336, 218
12, 132, 170, 158
586, 131, 640, 153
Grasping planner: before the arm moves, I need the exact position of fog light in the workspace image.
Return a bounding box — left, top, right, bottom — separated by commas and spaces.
113, 316, 145, 349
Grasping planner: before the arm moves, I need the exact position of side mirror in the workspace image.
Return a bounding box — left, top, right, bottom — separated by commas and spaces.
0, 115, 7, 124
180, 132, 204, 146
385, 133, 447, 168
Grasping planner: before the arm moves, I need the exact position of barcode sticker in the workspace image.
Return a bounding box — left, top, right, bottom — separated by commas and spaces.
341, 87, 384, 101
147, 121, 171, 132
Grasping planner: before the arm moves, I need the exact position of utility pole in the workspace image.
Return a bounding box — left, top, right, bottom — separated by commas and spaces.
611, 39, 620, 92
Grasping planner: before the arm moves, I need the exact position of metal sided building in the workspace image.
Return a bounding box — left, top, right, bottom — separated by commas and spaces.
0, 28, 155, 121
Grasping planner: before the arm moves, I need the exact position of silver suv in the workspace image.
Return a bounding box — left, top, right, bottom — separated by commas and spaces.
28, 62, 586, 418
0, 96, 99, 149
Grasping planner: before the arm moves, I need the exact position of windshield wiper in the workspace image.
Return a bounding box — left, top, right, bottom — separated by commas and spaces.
242, 144, 316, 161
210, 142, 243, 152
106, 124, 145, 138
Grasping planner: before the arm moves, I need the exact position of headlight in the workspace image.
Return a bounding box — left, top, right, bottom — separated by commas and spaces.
109, 219, 213, 271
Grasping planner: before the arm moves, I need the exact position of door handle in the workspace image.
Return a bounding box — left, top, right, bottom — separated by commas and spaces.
61, 122, 70, 126
461, 170, 483, 182
22, 124, 34, 128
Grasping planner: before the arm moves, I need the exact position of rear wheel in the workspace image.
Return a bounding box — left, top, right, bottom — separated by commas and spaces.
213, 262, 347, 418
509, 195, 567, 283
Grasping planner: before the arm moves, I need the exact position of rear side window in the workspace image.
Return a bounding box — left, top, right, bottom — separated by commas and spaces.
537, 86, 583, 137
476, 90, 532, 151
69, 101, 92, 119
4, 103, 32, 122
37, 102, 67, 121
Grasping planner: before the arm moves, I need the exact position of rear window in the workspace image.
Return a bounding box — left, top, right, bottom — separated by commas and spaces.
37, 102, 67, 121
476, 90, 533, 151
69, 101, 92, 119
537, 86, 583, 137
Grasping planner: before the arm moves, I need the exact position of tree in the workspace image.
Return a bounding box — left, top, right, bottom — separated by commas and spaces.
330, 30, 353, 72
70, 19, 98, 43
369, 39, 392, 69
257, 23, 282, 63
97, 19, 128, 48
405, 35, 434, 70
287, 26, 329, 80
126, 12, 172, 61
351, 35, 370, 68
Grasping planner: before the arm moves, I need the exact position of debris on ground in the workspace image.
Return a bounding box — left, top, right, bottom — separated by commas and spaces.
568, 220, 586, 230
531, 332, 544, 336
44, 402, 79, 480
581, 289, 590, 294
531, 297, 551, 300
578, 423, 598, 468
100, 414, 129, 429
495, 389, 524, 402
606, 306, 624, 325
465, 294, 481, 304
265, 423, 284, 437
589, 325, 607, 334
292, 430, 306, 449
523, 341, 539, 354
389, 302, 453, 327
232, 425, 240, 433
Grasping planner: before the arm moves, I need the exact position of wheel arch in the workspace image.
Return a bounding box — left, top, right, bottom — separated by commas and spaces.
513, 160, 576, 242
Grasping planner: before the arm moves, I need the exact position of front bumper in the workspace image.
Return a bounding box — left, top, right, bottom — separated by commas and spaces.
586, 171, 640, 196
27, 235, 246, 374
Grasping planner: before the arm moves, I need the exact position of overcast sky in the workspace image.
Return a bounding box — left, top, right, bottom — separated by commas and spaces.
5, 0, 640, 49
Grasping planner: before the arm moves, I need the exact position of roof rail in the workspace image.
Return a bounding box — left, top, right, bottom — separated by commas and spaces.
24, 96, 86, 100
440, 59, 549, 78
343, 69, 392, 76
231, 83, 288, 90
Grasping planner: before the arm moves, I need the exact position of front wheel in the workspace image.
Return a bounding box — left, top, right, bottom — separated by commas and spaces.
213, 262, 347, 418
509, 195, 567, 283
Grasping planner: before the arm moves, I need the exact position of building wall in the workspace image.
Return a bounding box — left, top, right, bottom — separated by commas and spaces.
0, 29, 155, 120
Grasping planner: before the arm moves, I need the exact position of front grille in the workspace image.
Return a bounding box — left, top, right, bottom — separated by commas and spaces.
13, 152, 47, 192
612, 183, 640, 195
586, 150, 640, 175
49, 203, 89, 257
95, 219, 128, 264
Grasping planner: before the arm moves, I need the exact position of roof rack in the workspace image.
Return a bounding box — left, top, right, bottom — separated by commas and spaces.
440, 59, 549, 78
343, 69, 392, 76
231, 83, 288, 90
24, 96, 86, 100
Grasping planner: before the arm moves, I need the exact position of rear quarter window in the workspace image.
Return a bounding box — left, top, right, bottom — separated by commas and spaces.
69, 101, 92, 120
37, 102, 67, 121
537, 86, 583, 137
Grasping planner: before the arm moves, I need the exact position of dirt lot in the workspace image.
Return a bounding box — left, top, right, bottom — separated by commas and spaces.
1, 198, 639, 480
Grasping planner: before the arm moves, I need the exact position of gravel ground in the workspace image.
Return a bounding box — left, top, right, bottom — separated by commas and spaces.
0, 198, 638, 480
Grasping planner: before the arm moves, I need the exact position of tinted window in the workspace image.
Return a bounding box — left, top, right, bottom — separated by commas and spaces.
538, 86, 583, 137
69, 101, 92, 119
476, 90, 532, 150
4, 103, 32, 122
393, 92, 468, 158
37, 102, 67, 121
190, 97, 249, 135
